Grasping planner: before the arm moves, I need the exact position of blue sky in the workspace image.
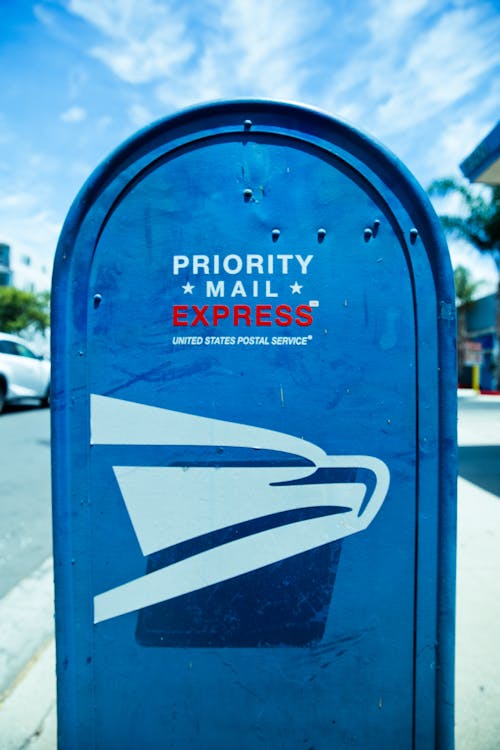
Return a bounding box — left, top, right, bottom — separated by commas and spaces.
1, 0, 499, 291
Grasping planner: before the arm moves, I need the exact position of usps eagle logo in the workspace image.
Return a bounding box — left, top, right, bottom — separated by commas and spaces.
91, 395, 390, 646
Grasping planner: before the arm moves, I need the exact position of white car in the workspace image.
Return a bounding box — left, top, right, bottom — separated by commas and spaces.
0, 332, 50, 413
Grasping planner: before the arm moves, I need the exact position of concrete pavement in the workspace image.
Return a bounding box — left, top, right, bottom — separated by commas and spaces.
455, 477, 500, 749
454, 392, 500, 749
0, 560, 56, 748
0, 557, 54, 698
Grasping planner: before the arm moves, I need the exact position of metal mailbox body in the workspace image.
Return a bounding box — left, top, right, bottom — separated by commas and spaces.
51, 100, 456, 749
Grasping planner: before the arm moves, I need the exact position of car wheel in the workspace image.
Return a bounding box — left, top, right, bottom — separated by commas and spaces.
41, 385, 50, 409
0, 382, 6, 414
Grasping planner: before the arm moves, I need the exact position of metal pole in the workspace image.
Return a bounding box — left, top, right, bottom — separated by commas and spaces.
472, 363, 480, 392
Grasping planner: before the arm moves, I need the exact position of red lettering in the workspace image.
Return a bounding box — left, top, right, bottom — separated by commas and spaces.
174, 303, 314, 327
295, 305, 313, 326
255, 304, 272, 326
191, 305, 209, 326
173, 305, 189, 326
275, 304, 293, 327
233, 305, 251, 326
213, 305, 230, 325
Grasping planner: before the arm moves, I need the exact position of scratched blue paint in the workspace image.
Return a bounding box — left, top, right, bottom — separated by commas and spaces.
51, 100, 456, 749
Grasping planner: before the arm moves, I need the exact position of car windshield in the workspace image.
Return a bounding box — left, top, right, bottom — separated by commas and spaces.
0, 340, 38, 358
14, 343, 38, 358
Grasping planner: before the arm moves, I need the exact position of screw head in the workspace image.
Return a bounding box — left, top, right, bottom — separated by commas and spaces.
244, 119, 252, 130
243, 188, 253, 201
364, 228, 373, 242
272, 228, 280, 241
317, 228, 327, 242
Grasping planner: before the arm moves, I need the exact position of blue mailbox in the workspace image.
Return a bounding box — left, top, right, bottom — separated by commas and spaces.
52, 100, 456, 749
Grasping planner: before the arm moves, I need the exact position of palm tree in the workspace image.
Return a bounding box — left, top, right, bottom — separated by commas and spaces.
453, 265, 482, 306
428, 178, 500, 271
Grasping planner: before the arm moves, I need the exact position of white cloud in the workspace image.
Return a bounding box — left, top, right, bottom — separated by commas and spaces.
38, 1, 499, 194
0, 162, 63, 278
376, 8, 499, 133
67, 0, 194, 83
321, 2, 500, 142
425, 110, 500, 183
216, 0, 321, 94
128, 103, 156, 129
68, 66, 90, 99
96, 114, 113, 130
365, 0, 429, 46
70, 160, 95, 179
61, 105, 87, 123
155, 0, 329, 109
0, 192, 38, 210
66, 0, 329, 107
34, 3, 57, 28
0, 197, 61, 285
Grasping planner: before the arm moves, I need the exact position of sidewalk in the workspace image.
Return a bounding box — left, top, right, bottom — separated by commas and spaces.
458, 388, 500, 401
455, 477, 500, 749
0, 478, 499, 748
0, 558, 56, 749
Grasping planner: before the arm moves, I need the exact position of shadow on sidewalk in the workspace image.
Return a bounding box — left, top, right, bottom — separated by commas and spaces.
458, 445, 500, 497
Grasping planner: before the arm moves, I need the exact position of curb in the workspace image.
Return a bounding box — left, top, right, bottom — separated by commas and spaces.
0, 557, 55, 699
0, 639, 56, 750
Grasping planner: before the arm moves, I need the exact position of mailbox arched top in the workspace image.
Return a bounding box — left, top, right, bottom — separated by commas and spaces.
54, 99, 452, 304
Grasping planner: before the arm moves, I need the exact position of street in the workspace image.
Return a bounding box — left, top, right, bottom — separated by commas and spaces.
0, 405, 52, 599
0, 395, 499, 748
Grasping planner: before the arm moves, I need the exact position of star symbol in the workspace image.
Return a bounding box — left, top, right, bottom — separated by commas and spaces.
182, 282, 195, 294
290, 281, 303, 294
